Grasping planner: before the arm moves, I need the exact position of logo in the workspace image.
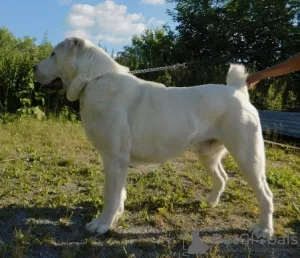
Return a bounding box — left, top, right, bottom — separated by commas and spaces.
188, 231, 210, 254
182, 231, 299, 256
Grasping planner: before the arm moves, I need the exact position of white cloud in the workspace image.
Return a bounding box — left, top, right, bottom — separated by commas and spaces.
140, 0, 165, 5
65, 29, 93, 41
95, 34, 131, 44
60, 0, 72, 4
147, 17, 165, 27
67, 14, 95, 29
65, 0, 164, 46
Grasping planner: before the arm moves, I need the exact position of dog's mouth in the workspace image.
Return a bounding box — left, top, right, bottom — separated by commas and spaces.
37, 78, 63, 92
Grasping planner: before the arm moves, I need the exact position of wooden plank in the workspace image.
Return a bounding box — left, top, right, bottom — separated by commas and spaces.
259, 111, 300, 138
264, 140, 300, 150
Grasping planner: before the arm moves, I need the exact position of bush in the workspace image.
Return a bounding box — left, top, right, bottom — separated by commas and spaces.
263, 81, 286, 110
0, 28, 52, 115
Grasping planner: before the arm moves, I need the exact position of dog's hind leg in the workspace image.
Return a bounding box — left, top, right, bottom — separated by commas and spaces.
222, 110, 274, 239
197, 141, 228, 207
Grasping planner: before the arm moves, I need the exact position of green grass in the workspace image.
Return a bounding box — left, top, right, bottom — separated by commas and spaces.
0, 118, 299, 257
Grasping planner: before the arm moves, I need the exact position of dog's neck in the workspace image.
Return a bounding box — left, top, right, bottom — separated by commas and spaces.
65, 45, 130, 102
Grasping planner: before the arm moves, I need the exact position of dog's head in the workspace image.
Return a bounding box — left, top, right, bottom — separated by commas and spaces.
34, 37, 86, 95
35, 36, 130, 101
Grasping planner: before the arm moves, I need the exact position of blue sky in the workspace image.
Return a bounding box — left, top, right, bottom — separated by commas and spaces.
0, 0, 175, 53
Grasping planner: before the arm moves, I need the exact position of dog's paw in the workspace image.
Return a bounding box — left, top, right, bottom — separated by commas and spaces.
206, 193, 219, 208
85, 218, 111, 234
249, 223, 273, 239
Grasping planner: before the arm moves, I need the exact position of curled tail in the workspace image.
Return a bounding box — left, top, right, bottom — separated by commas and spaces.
226, 64, 249, 98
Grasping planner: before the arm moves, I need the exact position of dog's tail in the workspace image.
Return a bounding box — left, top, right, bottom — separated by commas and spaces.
226, 64, 249, 98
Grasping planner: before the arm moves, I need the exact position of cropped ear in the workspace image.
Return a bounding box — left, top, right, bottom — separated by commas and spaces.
64, 37, 81, 52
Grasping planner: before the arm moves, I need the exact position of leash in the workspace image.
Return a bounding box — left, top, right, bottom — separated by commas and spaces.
130, 62, 188, 74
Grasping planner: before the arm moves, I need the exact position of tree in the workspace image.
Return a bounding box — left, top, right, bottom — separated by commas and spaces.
165, 0, 300, 107
115, 27, 179, 84
0, 27, 53, 115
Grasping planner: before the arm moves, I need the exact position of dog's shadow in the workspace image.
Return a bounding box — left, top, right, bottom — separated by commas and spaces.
0, 205, 298, 257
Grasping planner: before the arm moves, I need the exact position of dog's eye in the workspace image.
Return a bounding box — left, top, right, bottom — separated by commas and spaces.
51, 52, 55, 57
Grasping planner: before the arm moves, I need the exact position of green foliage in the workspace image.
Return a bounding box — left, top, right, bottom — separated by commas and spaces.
264, 81, 286, 110
116, 28, 177, 70
58, 106, 78, 122
116, 28, 179, 83
16, 85, 46, 120
156, 71, 173, 86
0, 113, 19, 124
119, 0, 300, 106
1, 0, 300, 117
0, 27, 53, 116
286, 90, 298, 108
17, 106, 46, 120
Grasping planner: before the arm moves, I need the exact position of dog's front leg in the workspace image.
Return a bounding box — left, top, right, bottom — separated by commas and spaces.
86, 154, 129, 234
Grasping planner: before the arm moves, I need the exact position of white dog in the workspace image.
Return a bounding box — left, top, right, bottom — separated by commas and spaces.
34, 37, 274, 238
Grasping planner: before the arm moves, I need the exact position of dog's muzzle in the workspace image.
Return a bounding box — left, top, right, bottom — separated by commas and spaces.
35, 78, 63, 93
